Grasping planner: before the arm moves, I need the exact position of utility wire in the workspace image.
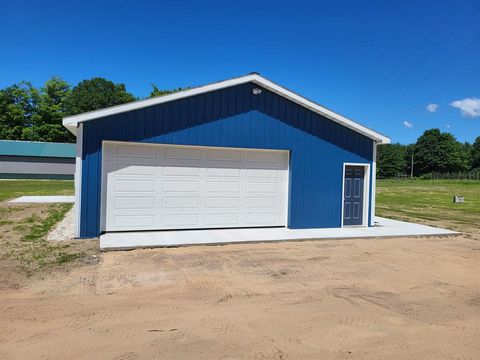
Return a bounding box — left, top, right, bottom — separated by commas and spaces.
357, 4, 480, 114
376, 34, 480, 114
394, 64, 480, 120
352, 1, 463, 112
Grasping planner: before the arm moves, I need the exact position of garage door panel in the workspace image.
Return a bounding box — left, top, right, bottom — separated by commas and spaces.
114, 215, 155, 228
117, 144, 157, 158
104, 143, 156, 161
205, 213, 239, 226
205, 197, 240, 209
247, 151, 283, 163
207, 149, 242, 162
114, 197, 155, 210
163, 166, 200, 177
245, 213, 277, 224
114, 180, 155, 192
246, 161, 286, 170
162, 214, 199, 226
162, 197, 199, 208
246, 168, 278, 179
113, 163, 157, 176
163, 180, 199, 192
104, 142, 288, 231
246, 182, 277, 193
246, 197, 277, 208
164, 147, 201, 161
206, 167, 241, 177
206, 181, 241, 193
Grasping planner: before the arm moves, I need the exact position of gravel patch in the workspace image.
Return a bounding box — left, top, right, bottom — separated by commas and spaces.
47, 207, 74, 241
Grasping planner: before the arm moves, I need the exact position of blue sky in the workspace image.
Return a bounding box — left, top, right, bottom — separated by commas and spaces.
1, 0, 479, 144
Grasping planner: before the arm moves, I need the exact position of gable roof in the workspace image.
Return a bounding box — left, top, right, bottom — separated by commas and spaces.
63, 73, 390, 144
0, 140, 75, 158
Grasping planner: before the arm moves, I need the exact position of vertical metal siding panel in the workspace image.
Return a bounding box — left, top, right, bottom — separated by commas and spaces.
195, 94, 205, 144
145, 107, 154, 142
152, 102, 160, 142
260, 90, 267, 147
246, 88, 254, 148
214, 91, 221, 145
234, 86, 243, 147
162, 102, 170, 143
140, 109, 146, 142
204, 93, 213, 146
188, 96, 197, 145
219, 90, 226, 147
179, 98, 187, 144
228, 88, 236, 146
173, 101, 182, 144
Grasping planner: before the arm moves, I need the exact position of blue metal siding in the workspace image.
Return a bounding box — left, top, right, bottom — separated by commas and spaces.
80, 82, 374, 237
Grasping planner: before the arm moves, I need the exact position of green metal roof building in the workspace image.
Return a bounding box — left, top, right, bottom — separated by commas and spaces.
0, 140, 75, 179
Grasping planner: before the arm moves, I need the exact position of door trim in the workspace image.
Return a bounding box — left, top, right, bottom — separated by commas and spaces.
341, 162, 370, 227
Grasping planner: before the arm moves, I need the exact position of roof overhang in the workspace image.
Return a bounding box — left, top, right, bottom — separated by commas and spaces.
63, 73, 390, 144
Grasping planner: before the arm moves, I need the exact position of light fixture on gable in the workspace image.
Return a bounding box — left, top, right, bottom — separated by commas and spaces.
252, 88, 262, 95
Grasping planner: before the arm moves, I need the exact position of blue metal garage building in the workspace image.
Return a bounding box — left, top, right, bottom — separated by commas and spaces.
63, 74, 389, 240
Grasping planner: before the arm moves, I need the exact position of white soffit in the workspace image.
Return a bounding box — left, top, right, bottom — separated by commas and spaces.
62, 74, 390, 144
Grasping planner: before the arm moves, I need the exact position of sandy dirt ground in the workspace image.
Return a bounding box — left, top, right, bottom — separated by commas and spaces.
1, 235, 479, 359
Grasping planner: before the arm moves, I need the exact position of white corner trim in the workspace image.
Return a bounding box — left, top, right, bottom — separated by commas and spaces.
62, 74, 390, 144
341, 162, 371, 228
99, 141, 107, 233
370, 142, 377, 226
74, 123, 83, 238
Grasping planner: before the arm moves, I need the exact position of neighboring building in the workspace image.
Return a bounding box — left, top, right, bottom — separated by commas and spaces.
63, 73, 390, 240
0, 140, 75, 179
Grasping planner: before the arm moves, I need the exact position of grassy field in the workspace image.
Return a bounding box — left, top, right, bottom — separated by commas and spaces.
0, 180, 96, 285
376, 179, 480, 233
0, 179, 74, 202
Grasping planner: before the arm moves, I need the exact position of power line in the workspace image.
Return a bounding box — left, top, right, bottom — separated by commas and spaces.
376, 34, 480, 114
381, 64, 480, 124
351, 1, 463, 112
357, 4, 480, 114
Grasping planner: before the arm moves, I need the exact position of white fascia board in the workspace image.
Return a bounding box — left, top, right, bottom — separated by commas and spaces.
62, 74, 390, 144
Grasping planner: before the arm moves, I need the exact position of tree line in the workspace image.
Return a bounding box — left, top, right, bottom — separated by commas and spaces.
1, 77, 478, 177
0, 77, 185, 143
377, 129, 480, 178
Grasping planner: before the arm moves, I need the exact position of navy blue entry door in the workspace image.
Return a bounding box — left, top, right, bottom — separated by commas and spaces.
343, 166, 365, 226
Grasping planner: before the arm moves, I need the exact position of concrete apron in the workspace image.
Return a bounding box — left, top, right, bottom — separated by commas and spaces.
99, 217, 458, 251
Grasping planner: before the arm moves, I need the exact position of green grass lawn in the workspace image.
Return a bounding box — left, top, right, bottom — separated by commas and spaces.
0, 180, 74, 202
376, 179, 480, 233
0, 180, 97, 279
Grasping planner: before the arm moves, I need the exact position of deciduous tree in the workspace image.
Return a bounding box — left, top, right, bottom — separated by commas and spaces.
471, 136, 480, 170
66, 78, 135, 115
377, 143, 407, 178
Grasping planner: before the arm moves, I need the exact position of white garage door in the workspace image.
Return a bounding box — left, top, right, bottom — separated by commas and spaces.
102, 142, 289, 232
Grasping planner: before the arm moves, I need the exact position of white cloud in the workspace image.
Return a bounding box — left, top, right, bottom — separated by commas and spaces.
403, 120, 413, 128
446, 124, 451, 128
450, 97, 480, 117
426, 103, 439, 113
